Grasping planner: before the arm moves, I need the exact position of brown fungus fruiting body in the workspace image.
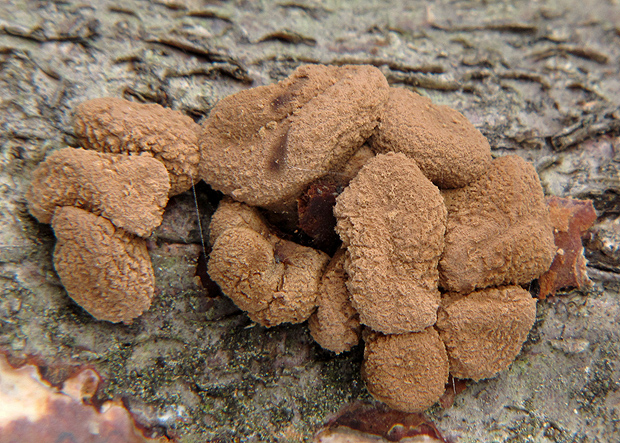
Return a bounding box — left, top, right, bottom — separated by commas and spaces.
436, 285, 537, 381
52, 206, 155, 324
370, 88, 492, 189
334, 152, 446, 334
74, 97, 201, 196
207, 199, 330, 327
362, 328, 449, 413
439, 155, 556, 293
26, 148, 170, 237
199, 64, 389, 210
308, 249, 361, 354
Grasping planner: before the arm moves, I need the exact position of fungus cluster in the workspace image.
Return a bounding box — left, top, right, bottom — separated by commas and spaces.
26, 64, 557, 413
201, 64, 555, 412
26, 99, 203, 323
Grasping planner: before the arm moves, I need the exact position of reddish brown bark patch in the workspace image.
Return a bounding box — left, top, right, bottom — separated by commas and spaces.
538, 196, 597, 299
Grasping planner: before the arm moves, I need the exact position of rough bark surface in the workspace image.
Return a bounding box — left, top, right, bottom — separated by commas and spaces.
1, 1, 619, 442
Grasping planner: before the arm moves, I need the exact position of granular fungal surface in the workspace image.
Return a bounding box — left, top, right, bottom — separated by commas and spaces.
1, 0, 619, 442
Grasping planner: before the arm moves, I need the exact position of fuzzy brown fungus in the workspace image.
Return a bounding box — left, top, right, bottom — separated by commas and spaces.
308, 249, 361, 354
74, 97, 201, 196
439, 155, 556, 293
370, 88, 492, 189
334, 152, 446, 334
26, 148, 170, 237
207, 197, 271, 246
436, 285, 537, 381
52, 206, 155, 323
199, 64, 389, 210
207, 200, 330, 327
362, 328, 449, 413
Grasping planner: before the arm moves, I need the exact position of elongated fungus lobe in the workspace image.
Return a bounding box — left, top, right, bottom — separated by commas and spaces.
308, 249, 361, 354
52, 206, 155, 324
370, 87, 492, 189
334, 152, 446, 334
207, 199, 329, 327
26, 148, 170, 237
74, 97, 201, 196
362, 328, 449, 413
439, 155, 556, 293
200, 64, 389, 210
436, 285, 537, 381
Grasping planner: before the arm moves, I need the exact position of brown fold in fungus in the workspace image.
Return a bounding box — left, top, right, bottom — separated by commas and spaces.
74, 97, 201, 196
297, 145, 376, 253
308, 249, 361, 354
370, 87, 492, 189
439, 155, 556, 293
208, 197, 271, 246
52, 206, 155, 324
334, 152, 446, 334
207, 199, 330, 327
436, 285, 537, 381
362, 328, 449, 413
26, 148, 170, 237
199, 64, 389, 210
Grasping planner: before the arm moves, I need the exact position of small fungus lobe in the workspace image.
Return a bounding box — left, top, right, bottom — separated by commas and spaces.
74, 97, 201, 196
362, 328, 449, 413
26, 147, 170, 237
370, 87, 492, 189
308, 249, 361, 354
436, 285, 537, 381
52, 206, 155, 324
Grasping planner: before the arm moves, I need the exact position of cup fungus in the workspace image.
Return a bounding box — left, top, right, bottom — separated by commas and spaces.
334, 152, 446, 334
439, 155, 556, 293
207, 199, 330, 327
74, 97, 201, 196
26, 147, 170, 237
199, 64, 389, 210
436, 285, 537, 381
370, 87, 492, 189
25, 63, 562, 416
52, 206, 155, 324
362, 328, 449, 413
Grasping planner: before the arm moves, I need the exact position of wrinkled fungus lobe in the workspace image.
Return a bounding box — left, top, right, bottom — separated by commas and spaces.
74, 97, 201, 196
436, 285, 537, 381
335, 152, 446, 334
52, 206, 155, 324
26, 147, 170, 237
207, 199, 329, 327
370, 87, 492, 189
200, 64, 389, 209
440, 155, 556, 293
